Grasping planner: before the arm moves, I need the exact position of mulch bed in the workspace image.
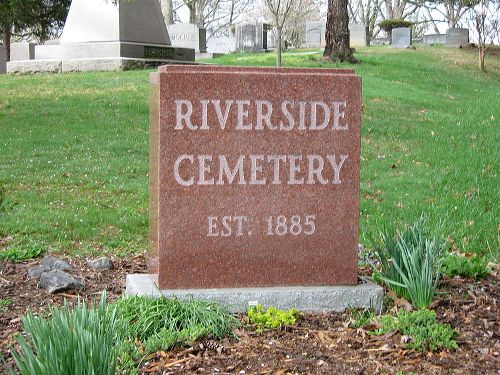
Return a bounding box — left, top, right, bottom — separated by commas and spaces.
0, 256, 498, 374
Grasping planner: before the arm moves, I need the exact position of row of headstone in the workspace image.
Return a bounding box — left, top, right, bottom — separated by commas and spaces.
422, 28, 469, 47
305, 21, 369, 48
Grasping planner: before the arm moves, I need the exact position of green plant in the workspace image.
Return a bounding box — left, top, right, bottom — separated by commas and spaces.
0, 239, 45, 262
0, 184, 14, 215
247, 305, 300, 332
441, 254, 491, 279
370, 218, 445, 308
11, 292, 119, 375
349, 309, 376, 329
357, 309, 457, 351
0, 299, 13, 314
378, 19, 413, 32
396, 309, 458, 351
112, 296, 239, 354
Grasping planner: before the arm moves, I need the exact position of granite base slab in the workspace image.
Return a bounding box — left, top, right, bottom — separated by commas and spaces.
125, 274, 384, 313
7, 58, 199, 73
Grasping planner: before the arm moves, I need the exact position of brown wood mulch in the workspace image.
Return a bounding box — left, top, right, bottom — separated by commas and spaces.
0, 256, 498, 374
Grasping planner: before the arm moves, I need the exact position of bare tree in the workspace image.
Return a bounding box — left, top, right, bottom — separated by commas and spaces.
161, 0, 175, 25
348, 0, 385, 37
469, 0, 499, 71
173, 0, 253, 35
282, 0, 323, 47
422, 0, 478, 29
324, 0, 357, 63
264, 0, 296, 67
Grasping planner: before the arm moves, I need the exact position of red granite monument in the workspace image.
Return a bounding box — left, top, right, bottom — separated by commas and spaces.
149, 65, 361, 289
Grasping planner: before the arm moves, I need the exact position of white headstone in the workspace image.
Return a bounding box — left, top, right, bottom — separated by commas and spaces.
206, 35, 236, 54
167, 23, 206, 53
60, 0, 171, 45
391, 27, 412, 48
349, 24, 368, 47
445, 28, 469, 47
10, 42, 36, 61
423, 34, 446, 44
305, 21, 324, 47
305, 22, 368, 47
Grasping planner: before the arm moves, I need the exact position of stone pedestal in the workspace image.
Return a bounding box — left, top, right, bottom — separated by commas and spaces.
126, 274, 384, 313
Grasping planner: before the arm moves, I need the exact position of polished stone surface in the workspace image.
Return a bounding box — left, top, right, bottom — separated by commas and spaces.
149, 65, 361, 290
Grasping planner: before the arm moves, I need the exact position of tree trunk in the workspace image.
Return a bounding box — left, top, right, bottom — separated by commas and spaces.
2, 25, 11, 62
161, 0, 174, 25
479, 47, 485, 71
276, 26, 282, 67
323, 0, 357, 63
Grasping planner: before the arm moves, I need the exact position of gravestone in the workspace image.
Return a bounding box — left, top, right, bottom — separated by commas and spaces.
392, 27, 412, 48
206, 35, 236, 54
267, 27, 277, 50
8, 0, 194, 73
235, 23, 268, 52
305, 21, 324, 47
305, 22, 368, 47
167, 23, 207, 53
0, 45, 6, 74
349, 24, 369, 47
10, 42, 36, 61
126, 65, 383, 312
423, 34, 446, 45
445, 28, 469, 47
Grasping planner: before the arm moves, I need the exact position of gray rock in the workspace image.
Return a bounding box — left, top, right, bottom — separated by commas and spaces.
38, 270, 84, 294
87, 257, 113, 271
40, 256, 71, 271
27, 256, 71, 279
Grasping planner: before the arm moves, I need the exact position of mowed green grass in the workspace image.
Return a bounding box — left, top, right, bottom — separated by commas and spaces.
0, 46, 499, 260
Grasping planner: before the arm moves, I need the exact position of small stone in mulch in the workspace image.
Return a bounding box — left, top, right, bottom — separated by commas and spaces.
27, 255, 71, 279
87, 257, 113, 271
38, 269, 84, 294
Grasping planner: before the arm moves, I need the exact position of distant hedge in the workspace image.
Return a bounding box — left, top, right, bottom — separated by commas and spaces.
379, 19, 413, 32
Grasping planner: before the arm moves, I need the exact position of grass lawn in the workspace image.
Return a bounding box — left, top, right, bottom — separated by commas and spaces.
0, 45, 498, 260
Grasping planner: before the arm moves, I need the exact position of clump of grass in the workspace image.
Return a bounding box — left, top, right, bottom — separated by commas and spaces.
0, 299, 13, 314
0, 239, 45, 262
247, 305, 300, 332
441, 254, 491, 279
354, 309, 458, 352
348, 309, 376, 329
112, 296, 239, 354
11, 292, 119, 375
0, 184, 14, 215
370, 217, 445, 308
